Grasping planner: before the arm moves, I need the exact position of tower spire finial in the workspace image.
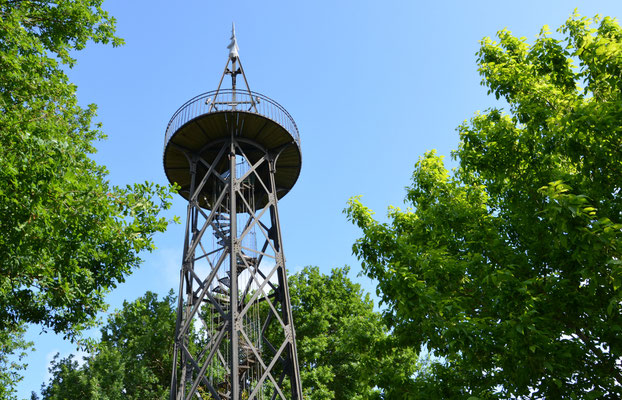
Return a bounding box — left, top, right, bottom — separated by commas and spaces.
227, 22, 239, 59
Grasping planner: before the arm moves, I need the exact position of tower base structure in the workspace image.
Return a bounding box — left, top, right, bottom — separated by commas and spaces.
168, 131, 303, 400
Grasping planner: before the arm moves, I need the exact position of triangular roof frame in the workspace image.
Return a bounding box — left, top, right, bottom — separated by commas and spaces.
209, 24, 258, 113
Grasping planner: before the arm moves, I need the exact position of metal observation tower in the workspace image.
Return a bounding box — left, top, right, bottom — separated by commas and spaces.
164, 27, 303, 400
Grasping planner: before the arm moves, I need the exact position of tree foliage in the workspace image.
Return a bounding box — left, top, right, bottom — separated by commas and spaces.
289, 266, 419, 400
0, 0, 175, 341
40, 268, 419, 399
0, 325, 33, 400
40, 291, 176, 400
347, 13, 622, 399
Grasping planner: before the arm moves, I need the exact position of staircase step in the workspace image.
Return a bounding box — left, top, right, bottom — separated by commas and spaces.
211, 294, 230, 303
213, 230, 229, 239
213, 285, 229, 295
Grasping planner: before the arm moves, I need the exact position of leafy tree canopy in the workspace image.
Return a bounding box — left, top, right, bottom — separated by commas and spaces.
347, 12, 622, 399
0, 0, 175, 342
40, 291, 175, 400
40, 268, 421, 400
0, 325, 33, 400
289, 266, 419, 400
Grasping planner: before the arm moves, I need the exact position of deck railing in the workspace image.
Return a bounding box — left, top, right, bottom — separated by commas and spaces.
164, 89, 300, 149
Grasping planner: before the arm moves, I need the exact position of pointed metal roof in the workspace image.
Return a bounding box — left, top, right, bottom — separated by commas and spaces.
227, 23, 239, 59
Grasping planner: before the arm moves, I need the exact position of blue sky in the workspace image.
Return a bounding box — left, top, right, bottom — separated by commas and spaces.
16, 0, 622, 397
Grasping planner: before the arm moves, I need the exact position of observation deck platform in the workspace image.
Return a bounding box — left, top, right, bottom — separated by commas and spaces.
163, 89, 302, 209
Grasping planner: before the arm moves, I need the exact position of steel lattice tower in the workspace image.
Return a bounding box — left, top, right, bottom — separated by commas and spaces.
164, 27, 303, 400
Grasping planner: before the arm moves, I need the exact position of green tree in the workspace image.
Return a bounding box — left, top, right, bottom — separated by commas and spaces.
289, 266, 419, 400
40, 354, 93, 400
0, 325, 33, 400
346, 13, 622, 399
41, 291, 176, 400
41, 269, 419, 400
0, 0, 174, 341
